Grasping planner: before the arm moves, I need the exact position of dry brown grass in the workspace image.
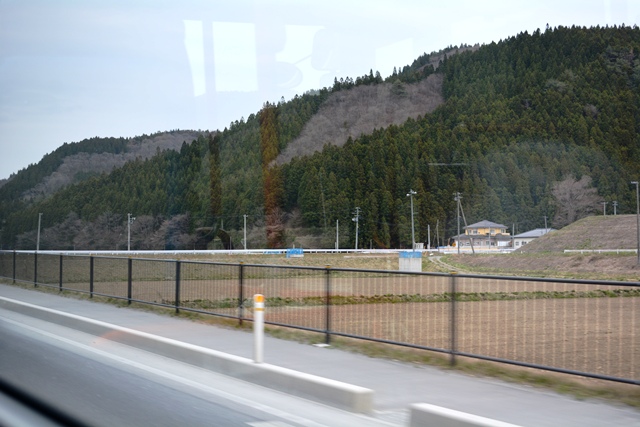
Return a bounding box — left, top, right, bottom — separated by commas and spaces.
520, 215, 639, 253
442, 253, 640, 281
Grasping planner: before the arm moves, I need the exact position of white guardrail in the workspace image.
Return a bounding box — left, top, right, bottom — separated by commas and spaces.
18, 248, 638, 256
10, 247, 516, 256
564, 249, 638, 254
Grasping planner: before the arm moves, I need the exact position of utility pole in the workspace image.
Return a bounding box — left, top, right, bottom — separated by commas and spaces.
127, 213, 135, 251
601, 201, 608, 216
428, 162, 468, 253
243, 214, 247, 250
36, 213, 42, 252
454, 193, 462, 254
543, 216, 548, 232
336, 220, 339, 250
407, 189, 417, 250
632, 182, 640, 266
613, 201, 618, 215
352, 207, 360, 251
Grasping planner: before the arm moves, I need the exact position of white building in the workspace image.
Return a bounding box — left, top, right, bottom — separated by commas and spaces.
513, 228, 555, 249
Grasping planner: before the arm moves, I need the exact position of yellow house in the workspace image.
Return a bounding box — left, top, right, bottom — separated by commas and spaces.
455, 220, 511, 248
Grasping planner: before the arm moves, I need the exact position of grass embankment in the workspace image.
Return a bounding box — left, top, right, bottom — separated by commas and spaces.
440, 252, 640, 281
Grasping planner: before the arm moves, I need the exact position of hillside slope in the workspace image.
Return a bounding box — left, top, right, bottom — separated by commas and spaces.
20, 131, 202, 202
276, 74, 444, 164
518, 215, 639, 252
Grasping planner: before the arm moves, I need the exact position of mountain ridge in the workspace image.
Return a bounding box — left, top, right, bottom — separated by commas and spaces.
1, 25, 639, 250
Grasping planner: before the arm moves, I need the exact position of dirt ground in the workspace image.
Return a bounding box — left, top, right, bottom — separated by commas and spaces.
156, 251, 640, 281
264, 297, 639, 381
65, 272, 639, 383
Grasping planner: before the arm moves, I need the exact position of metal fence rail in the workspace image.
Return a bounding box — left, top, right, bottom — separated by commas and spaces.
0, 251, 638, 385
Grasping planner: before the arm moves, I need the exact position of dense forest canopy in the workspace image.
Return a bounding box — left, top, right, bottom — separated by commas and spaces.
1, 25, 639, 250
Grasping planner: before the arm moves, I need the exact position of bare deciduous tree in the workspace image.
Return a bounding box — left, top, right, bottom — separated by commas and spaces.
552, 175, 599, 227
276, 74, 444, 165
21, 131, 202, 202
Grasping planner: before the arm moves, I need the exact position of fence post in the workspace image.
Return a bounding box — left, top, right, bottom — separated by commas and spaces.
175, 260, 181, 314
34, 252, 38, 287
450, 272, 458, 366
127, 258, 132, 305
59, 254, 63, 292
325, 265, 332, 345
89, 256, 94, 298
238, 262, 244, 325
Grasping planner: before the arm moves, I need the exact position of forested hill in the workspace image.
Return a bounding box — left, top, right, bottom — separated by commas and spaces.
1, 25, 639, 251
0, 130, 201, 198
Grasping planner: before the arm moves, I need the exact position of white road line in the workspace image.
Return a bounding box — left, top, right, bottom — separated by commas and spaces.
1, 316, 329, 427
247, 422, 294, 427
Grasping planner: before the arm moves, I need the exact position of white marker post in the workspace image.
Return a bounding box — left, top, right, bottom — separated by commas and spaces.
253, 294, 265, 363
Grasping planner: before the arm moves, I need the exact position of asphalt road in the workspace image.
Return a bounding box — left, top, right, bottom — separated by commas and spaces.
2, 283, 639, 427
0, 310, 397, 427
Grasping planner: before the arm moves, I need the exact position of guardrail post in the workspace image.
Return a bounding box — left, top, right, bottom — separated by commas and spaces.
12, 250, 16, 282
59, 254, 63, 292
175, 260, 181, 314
89, 256, 94, 298
238, 262, 244, 325
450, 272, 458, 366
34, 252, 38, 288
325, 265, 332, 345
127, 258, 132, 305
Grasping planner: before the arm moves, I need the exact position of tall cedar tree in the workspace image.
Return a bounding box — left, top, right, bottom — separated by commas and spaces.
260, 103, 286, 248
208, 133, 222, 226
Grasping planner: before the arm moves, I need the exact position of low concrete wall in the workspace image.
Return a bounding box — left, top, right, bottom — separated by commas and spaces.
0, 297, 374, 414
409, 403, 522, 427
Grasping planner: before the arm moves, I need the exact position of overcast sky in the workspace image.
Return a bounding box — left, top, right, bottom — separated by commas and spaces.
0, 0, 638, 180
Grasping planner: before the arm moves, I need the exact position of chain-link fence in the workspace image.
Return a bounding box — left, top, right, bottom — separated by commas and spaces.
1, 251, 638, 385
